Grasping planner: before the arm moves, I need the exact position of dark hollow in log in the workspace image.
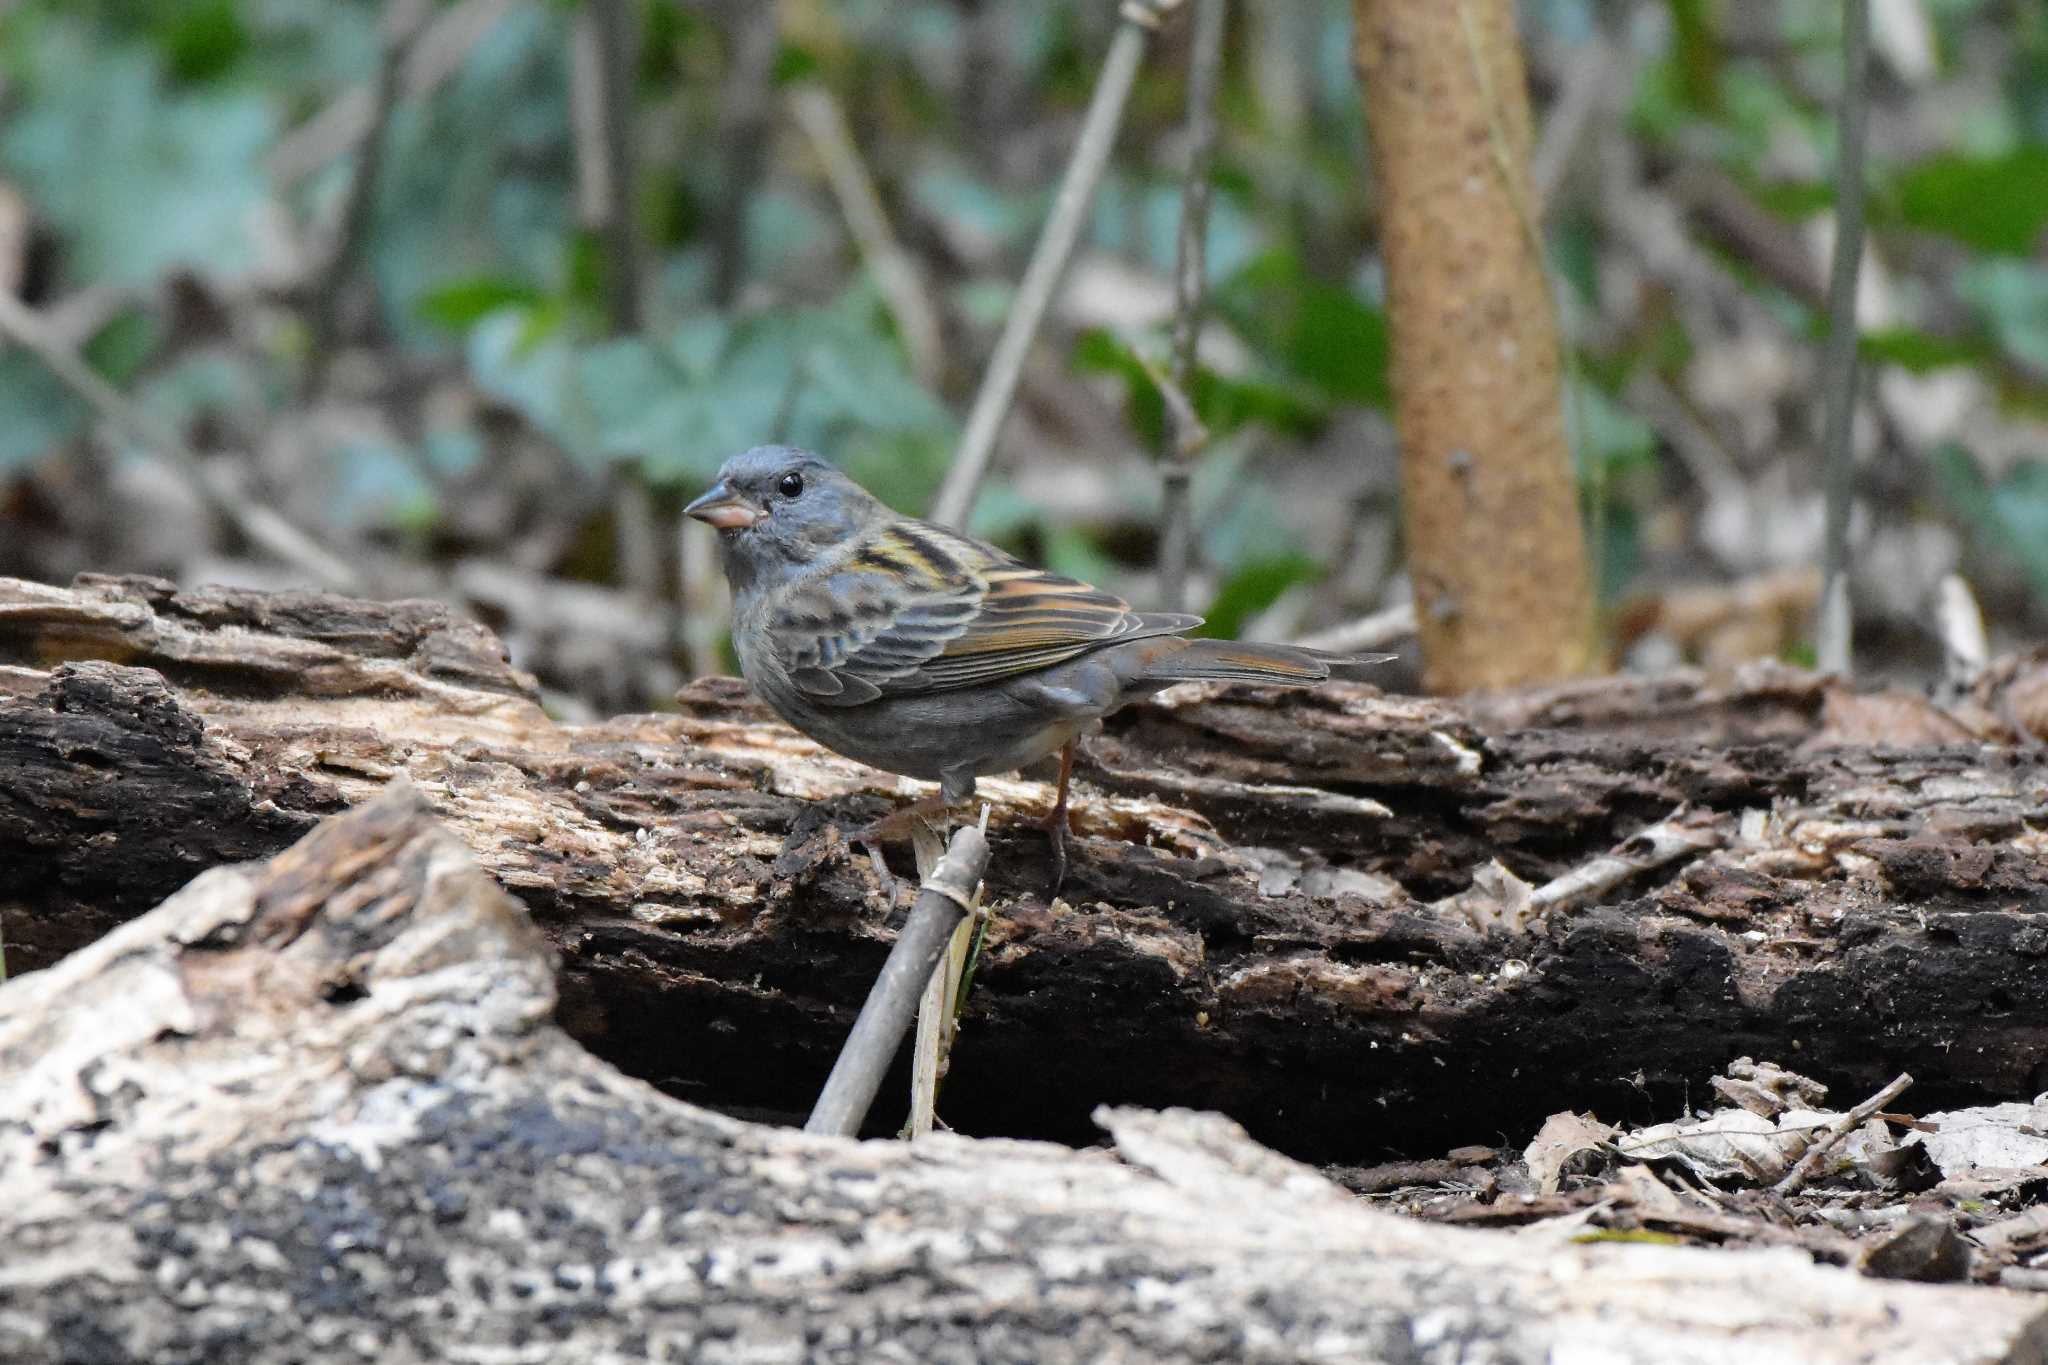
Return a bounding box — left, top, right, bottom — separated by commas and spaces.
5, 573, 2048, 1164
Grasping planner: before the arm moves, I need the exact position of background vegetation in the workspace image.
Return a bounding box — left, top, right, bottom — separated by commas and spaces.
0, 0, 2043, 713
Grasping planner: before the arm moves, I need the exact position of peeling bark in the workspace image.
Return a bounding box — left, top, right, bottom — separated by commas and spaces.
5, 574, 2048, 1165
2, 788, 2042, 1365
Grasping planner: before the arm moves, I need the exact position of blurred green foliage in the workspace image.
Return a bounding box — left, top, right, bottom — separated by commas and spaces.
0, 0, 2043, 671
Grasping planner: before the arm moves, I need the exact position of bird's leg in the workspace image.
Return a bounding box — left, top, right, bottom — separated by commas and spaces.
1040, 739, 1076, 895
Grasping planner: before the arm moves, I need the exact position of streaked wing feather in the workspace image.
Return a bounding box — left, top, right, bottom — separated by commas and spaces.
770, 519, 1199, 702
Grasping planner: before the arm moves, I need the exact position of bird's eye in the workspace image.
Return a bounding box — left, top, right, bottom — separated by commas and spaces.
777, 472, 804, 499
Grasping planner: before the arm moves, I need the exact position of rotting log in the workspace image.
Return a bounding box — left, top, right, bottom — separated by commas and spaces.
5, 573, 2048, 1163
2, 787, 2043, 1365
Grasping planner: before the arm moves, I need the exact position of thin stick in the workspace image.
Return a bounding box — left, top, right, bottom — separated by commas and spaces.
711, 0, 781, 307
0, 290, 362, 591
304, 0, 430, 401
788, 83, 944, 387
590, 0, 643, 333
806, 822, 992, 1138
1773, 1071, 1911, 1196
928, 2, 1183, 529
1528, 807, 1723, 918
1816, 0, 1872, 678
907, 814, 952, 1137
1159, 0, 1226, 614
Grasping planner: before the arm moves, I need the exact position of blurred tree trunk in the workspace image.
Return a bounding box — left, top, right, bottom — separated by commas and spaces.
1353, 0, 1595, 692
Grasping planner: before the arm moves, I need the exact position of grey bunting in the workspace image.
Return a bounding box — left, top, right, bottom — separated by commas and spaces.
686, 445, 1394, 887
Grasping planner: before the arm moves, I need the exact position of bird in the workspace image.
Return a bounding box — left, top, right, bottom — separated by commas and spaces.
685, 445, 1394, 888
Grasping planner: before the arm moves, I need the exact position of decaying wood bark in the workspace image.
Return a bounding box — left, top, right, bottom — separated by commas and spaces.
3, 787, 2043, 1365
5, 573, 2048, 1165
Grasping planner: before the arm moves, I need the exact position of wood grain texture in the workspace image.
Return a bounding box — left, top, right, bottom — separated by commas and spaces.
6, 574, 2048, 1166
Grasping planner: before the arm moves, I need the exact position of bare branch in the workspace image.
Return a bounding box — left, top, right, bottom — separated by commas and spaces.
592, 0, 643, 333
0, 291, 362, 591
710, 0, 782, 308
1816, 0, 1872, 678
929, 2, 1185, 529
269, 0, 515, 188
302, 0, 431, 401
1159, 0, 1226, 614
788, 82, 944, 387
1774, 1071, 1911, 1197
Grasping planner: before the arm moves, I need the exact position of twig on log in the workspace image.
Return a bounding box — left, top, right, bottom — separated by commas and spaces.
0, 293, 362, 591
1774, 1071, 1911, 1196
303, 0, 430, 401
928, 1, 1183, 528
1159, 0, 1226, 614
1816, 0, 1872, 678
788, 83, 943, 388
807, 820, 992, 1138
1530, 807, 1725, 918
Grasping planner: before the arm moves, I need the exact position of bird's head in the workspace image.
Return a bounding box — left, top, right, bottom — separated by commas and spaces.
685, 446, 881, 589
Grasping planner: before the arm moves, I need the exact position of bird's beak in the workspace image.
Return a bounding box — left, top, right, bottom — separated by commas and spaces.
685, 480, 764, 530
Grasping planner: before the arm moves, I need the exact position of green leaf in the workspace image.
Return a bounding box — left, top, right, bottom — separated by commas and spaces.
1857, 328, 1992, 374
81, 308, 162, 386
1070, 329, 1166, 448
1892, 146, 2048, 255
1071, 328, 1324, 449
155, 0, 249, 85
0, 349, 87, 472
0, 23, 276, 288
1214, 251, 1390, 410
1568, 380, 1658, 481
416, 277, 547, 332
1938, 445, 2048, 600
467, 305, 599, 464
1958, 260, 2048, 375
1197, 554, 1323, 640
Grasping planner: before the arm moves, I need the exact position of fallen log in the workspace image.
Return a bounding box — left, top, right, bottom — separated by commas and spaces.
4, 572, 2048, 1162
1, 788, 2040, 1364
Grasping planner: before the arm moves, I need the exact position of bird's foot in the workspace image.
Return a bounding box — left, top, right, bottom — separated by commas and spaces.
1039, 802, 1071, 896
1040, 740, 1077, 897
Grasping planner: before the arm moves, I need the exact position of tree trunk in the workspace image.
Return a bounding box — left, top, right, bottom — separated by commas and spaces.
5, 574, 2048, 1167
1354, 0, 1596, 691
2, 784, 2041, 1364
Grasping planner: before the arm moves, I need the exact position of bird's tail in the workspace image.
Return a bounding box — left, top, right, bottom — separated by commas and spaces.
1134, 637, 1396, 687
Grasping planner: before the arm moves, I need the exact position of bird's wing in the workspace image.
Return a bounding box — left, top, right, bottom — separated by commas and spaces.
767, 518, 1199, 704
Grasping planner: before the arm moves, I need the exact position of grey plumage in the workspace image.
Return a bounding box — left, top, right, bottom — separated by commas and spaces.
687, 445, 1394, 816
